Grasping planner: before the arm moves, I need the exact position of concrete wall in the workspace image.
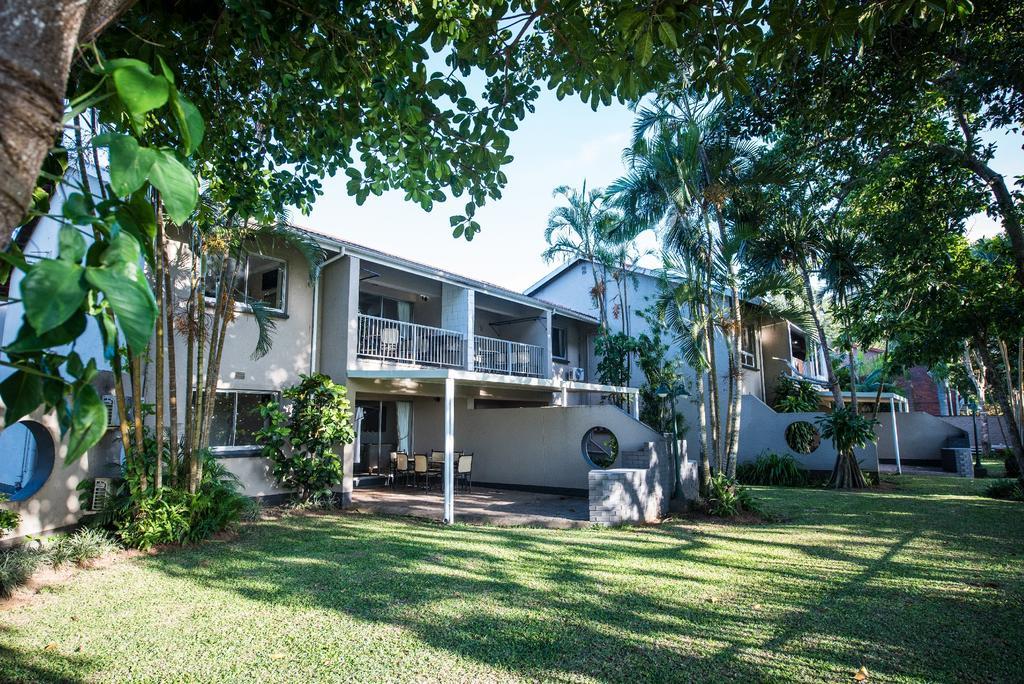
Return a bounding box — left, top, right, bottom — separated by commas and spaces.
875, 412, 970, 465
939, 415, 1013, 449
458, 404, 665, 492
736, 395, 879, 475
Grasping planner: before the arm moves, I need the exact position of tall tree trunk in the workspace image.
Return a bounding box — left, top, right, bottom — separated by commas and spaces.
161, 233, 179, 486
152, 200, 164, 491
0, 0, 135, 243
799, 262, 842, 406
871, 340, 890, 421
696, 355, 711, 498
129, 353, 147, 492
963, 342, 991, 457
183, 240, 197, 474
189, 250, 207, 494
703, 223, 722, 472
978, 342, 1024, 474
847, 344, 859, 413
109, 330, 134, 492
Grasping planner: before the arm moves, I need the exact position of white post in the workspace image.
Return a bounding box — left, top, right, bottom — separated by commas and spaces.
630, 392, 640, 420
443, 377, 455, 524
890, 395, 902, 475
560, 382, 568, 407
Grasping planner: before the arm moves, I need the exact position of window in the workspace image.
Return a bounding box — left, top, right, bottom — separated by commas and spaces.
358, 293, 411, 321
551, 326, 568, 361
208, 390, 277, 450
204, 254, 287, 312
741, 325, 758, 369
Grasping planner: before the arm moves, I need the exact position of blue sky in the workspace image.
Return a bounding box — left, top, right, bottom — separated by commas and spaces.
300, 92, 1023, 292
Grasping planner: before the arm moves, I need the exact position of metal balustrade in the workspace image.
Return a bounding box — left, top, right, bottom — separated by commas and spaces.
357, 314, 465, 369
474, 335, 545, 378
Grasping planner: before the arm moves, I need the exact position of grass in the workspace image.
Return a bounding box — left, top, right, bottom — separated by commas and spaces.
1, 473, 1022, 683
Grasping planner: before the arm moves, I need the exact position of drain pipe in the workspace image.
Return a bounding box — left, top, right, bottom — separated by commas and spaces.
310, 249, 347, 374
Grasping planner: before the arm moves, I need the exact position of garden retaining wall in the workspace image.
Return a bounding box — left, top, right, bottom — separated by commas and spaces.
588, 442, 671, 525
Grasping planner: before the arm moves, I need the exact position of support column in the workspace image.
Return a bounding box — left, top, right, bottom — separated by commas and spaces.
443, 377, 455, 524
630, 392, 640, 420
889, 395, 902, 475
560, 381, 568, 407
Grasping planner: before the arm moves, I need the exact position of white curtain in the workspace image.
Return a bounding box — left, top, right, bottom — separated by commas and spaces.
396, 401, 412, 453
396, 300, 412, 323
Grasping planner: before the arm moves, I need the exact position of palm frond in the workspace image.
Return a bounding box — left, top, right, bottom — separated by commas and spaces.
247, 300, 279, 361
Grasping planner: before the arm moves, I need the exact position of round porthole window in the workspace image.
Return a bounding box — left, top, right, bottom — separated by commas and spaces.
582, 426, 619, 469
0, 421, 55, 501
785, 420, 821, 454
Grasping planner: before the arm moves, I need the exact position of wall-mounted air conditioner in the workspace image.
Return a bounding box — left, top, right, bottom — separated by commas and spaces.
571, 367, 586, 382
101, 394, 119, 428
90, 478, 113, 512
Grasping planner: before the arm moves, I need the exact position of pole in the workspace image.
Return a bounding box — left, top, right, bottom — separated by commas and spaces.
443, 377, 455, 524
670, 393, 679, 498
889, 395, 902, 475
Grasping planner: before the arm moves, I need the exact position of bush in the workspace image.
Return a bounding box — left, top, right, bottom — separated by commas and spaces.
705, 473, 762, 518
46, 528, 119, 568
0, 495, 20, 536
256, 373, 355, 502
737, 452, 808, 486
985, 478, 1024, 502
0, 547, 42, 599
115, 491, 192, 550
1003, 450, 1021, 479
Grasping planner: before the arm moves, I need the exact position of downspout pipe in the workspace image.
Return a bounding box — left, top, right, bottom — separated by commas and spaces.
310, 249, 347, 374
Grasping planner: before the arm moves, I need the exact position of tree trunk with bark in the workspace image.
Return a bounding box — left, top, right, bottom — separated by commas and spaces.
0, 0, 135, 242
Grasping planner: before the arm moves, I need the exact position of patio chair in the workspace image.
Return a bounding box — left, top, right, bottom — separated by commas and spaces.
457, 453, 473, 493
429, 450, 445, 465
380, 326, 400, 357
392, 452, 411, 488
414, 453, 433, 489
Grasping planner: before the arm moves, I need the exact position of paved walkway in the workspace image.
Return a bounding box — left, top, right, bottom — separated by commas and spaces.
350, 486, 591, 528
879, 463, 959, 476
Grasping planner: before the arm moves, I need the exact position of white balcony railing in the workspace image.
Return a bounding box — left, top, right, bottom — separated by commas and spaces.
474, 335, 545, 378
357, 314, 465, 369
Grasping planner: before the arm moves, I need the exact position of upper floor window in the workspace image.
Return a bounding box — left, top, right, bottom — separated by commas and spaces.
359, 293, 412, 322
204, 254, 287, 313
551, 326, 568, 361
741, 325, 758, 369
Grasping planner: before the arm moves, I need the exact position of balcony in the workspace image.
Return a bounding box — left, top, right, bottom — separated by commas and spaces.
357, 314, 465, 369
474, 335, 545, 378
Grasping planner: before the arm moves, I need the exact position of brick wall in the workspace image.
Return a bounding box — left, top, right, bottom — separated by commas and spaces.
588, 442, 671, 525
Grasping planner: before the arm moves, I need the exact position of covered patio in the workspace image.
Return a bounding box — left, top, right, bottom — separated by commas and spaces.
350, 486, 591, 528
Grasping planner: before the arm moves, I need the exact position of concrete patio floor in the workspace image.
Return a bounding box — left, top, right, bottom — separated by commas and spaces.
350, 486, 591, 528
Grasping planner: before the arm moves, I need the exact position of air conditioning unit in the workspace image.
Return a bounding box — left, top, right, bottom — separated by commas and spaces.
90, 478, 113, 512
101, 394, 119, 428
571, 367, 586, 382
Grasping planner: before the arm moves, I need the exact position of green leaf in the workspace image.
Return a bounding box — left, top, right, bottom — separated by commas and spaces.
169, 89, 205, 156
112, 63, 170, 116
148, 151, 198, 224
5, 311, 87, 353
107, 134, 157, 197
115, 190, 157, 266
0, 371, 43, 427
86, 244, 157, 356
58, 224, 86, 263
66, 384, 107, 463
61, 192, 94, 225
20, 259, 88, 334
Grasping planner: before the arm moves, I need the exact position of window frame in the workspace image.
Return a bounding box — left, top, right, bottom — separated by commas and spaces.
740, 325, 758, 370
551, 326, 569, 362
207, 389, 280, 455
204, 253, 288, 316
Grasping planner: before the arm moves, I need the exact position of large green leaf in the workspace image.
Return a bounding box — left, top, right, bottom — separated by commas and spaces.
149, 150, 198, 224
112, 63, 169, 116
0, 371, 43, 427
65, 384, 107, 463
5, 311, 87, 353
169, 89, 205, 156
115, 190, 158, 266
58, 224, 87, 263
85, 261, 157, 355
107, 134, 157, 197
20, 259, 87, 334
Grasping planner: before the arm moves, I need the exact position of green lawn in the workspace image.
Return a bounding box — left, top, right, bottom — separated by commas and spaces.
2, 474, 1022, 683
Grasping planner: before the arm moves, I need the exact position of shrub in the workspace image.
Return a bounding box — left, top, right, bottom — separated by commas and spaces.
0, 547, 42, 599
705, 473, 761, 518
774, 375, 820, 413
737, 452, 808, 486
257, 373, 355, 502
1003, 450, 1021, 479
0, 495, 20, 536
985, 478, 1024, 502
46, 528, 119, 568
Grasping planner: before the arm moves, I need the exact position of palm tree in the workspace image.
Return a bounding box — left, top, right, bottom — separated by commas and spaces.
609, 95, 765, 478
543, 183, 619, 330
